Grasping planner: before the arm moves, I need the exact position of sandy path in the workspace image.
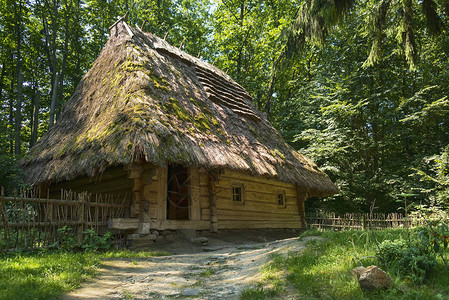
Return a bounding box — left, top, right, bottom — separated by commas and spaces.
62, 235, 319, 299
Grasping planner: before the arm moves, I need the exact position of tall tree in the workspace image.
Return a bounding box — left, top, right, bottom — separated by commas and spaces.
14, 0, 25, 156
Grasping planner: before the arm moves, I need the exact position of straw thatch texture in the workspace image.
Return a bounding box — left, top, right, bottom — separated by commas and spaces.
21, 21, 337, 197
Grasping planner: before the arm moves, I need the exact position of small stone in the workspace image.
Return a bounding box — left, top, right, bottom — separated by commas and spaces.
181, 288, 199, 296
151, 230, 160, 236
156, 235, 164, 241
356, 265, 393, 292
138, 222, 150, 235
191, 237, 209, 245
351, 266, 366, 279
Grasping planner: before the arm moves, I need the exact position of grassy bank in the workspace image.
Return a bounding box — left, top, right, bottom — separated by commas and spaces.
0, 250, 167, 300
242, 229, 449, 299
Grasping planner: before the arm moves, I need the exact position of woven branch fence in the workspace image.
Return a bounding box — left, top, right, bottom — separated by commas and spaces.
306, 212, 427, 230
0, 187, 129, 251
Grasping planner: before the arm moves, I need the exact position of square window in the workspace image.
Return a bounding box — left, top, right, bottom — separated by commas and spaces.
276, 191, 286, 207
233, 187, 242, 202
232, 184, 244, 205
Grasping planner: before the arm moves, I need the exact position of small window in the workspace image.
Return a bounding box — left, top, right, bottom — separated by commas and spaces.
232, 184, 244, 205
276, 191, 286, 207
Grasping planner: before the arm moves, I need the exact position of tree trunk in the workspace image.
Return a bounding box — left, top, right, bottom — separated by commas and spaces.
49, 73, 59, 129
0, 59, 6, 99
56, 0, 73, 121
14, 0, 23, 156
30, 90, 40, 147
8, 77, 14, 155
263, 48, 285, 120
14, 70, 23, 156
235, 1, 246, 80
40, 0, 60, 130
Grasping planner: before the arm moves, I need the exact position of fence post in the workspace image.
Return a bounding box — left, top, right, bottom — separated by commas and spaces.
362, 214, 366, 230
77, 195, 86, 244
0, 186, 4, 218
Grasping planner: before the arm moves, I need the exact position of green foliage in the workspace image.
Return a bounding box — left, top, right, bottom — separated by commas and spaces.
0, 249, 168, 300
243, 229, 449, 299
81, 229, 114, 252
417, 221, 449, 255
56, 227, 114, 252
241, 285, 279, 300
0, 154, 24, 193
374, 209, 449, 283
0, 0, 213, 159
270, 0, 449, 213
199, 267, 216, 277
56, 226, 77, 251
0, 251, 101, 300
414, 145, 449, 207
377, 239, 437, 283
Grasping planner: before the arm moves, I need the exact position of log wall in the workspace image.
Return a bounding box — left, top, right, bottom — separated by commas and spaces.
48, 166, 133, 205
47, 165, 306, 231
199, 169, 305, 229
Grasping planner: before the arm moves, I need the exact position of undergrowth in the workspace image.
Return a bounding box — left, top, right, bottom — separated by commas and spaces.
0, 249, 168, 300
241, 229, 449, 300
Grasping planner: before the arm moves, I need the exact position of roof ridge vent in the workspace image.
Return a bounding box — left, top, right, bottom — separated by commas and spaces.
108, 12, 134, 38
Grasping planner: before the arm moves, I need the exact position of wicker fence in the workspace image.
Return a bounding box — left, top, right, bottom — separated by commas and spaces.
306, 212, 427, 230
0, 187, 129, 251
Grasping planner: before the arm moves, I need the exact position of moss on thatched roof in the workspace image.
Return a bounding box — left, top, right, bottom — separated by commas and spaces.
21, 21, 337, 197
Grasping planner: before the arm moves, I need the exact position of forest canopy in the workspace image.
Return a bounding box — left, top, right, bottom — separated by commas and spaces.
0, 0, 448, 213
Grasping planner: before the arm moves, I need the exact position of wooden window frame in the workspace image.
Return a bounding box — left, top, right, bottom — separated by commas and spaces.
276, 190, 286, 208
231, 183, 245, 205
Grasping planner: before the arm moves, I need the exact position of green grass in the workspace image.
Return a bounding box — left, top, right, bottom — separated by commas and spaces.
241, 229, 449, 300
0, 249, 168, 300
199, 267, 216, 277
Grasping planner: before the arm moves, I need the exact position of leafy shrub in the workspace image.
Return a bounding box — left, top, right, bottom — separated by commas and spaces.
377, 239, 408, 262
81, 229, 114, 252
57, 226, 77, 251
56, 227, 114, 252
377, 239, 437, 283
396, 247, 437, 283
417, 220, 449, 255
0, 154, 24, 194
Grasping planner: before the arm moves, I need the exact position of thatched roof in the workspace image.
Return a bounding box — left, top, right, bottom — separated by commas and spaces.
21, 21, 337, 197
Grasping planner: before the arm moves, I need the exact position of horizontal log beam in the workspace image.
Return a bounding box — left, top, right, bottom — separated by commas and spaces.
107, 218, 140, 230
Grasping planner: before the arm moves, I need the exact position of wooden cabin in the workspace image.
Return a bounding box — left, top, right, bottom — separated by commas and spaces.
21, 18, 337, 235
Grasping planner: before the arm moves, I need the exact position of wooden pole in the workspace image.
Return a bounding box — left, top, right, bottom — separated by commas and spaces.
128, 163, 144, 218
189, 167, 201, 221
157, 167, 168, 221
207, 171, 219, 233
296, 187, 307, 229
77, 196, 85, 244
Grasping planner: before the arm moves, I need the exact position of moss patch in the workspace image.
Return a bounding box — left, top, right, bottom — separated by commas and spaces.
150, 74, 170, 91
165, 97, 191, 122
194, 112, 211, 132
270, 149, 286, 160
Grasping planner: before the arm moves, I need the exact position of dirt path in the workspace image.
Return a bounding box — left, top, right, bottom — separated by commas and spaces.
62, 231, 319, 299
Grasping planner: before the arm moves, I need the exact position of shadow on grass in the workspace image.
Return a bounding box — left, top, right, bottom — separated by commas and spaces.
0, 249, 169, 300
242, 229, 449, 300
